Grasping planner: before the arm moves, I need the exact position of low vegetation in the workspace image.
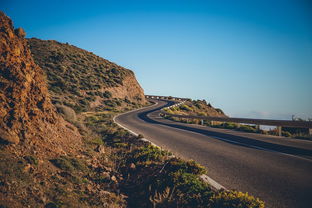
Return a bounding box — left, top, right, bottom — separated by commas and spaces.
163, 101, 311, 140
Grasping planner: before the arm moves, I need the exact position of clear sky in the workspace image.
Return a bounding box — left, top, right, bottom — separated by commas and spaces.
1, 0, 311, 119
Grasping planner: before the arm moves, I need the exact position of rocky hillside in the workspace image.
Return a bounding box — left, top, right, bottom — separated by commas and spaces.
0, 11, 81, 153
28, 38, 146, 113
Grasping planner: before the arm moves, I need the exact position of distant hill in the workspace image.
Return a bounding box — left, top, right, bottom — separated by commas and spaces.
28, 38, 146, 113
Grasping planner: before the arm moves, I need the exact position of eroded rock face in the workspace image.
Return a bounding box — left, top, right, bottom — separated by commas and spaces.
0, 12, 57, 143
0, 12, 80, 151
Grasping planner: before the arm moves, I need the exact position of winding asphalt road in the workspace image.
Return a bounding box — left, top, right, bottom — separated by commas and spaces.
115, 100, 312, 208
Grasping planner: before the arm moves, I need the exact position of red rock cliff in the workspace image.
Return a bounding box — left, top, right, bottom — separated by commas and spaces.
0, 12, 80, 155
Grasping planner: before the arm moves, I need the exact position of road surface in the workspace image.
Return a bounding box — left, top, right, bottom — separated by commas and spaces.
115, 100, 312, 208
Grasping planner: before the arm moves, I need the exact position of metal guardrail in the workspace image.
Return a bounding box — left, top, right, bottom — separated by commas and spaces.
145, 95, 190, 101
160, 112, 312, 129
146, 95, 312, 136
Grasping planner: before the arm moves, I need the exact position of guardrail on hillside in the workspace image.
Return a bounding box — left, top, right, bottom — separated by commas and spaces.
145, 95, 190, 101
145, 95, 312, 136
160, 112, 312, 136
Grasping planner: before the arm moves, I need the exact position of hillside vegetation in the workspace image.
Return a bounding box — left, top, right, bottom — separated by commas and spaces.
164, 99, 226, 124
28, 38, 146, 113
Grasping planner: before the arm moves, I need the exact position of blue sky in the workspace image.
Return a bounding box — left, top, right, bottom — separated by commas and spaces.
1, 0, 311, 119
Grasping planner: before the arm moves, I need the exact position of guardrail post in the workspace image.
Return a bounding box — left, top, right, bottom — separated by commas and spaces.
277, 126, 282, 136
201, 119, 204, 125
211, 121, 214, 126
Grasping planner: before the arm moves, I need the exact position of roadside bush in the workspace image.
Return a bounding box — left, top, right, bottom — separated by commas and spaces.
238, 125, 257, 133
209, 190, 265, 208
222, 122, 237, 129
166, 159, 206, 175
133, 145, 168, 162
149, 171, 214, 208
171, 172, 214, 206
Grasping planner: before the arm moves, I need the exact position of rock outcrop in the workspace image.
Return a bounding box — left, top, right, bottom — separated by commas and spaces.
0, 12, 81, 154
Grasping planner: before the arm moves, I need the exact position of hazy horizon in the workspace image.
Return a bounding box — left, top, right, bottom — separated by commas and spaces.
1, 0, 311, 120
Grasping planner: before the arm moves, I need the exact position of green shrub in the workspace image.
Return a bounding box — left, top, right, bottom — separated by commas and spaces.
209, 190, 265, 208
113, 142, 128, 148
172, 172, 214, 206
149, 171, 214, 208
103, 91, 112, 98
86, 137, 104, 146
103, 100, 117, 108
198, 112, 207, 116
238, 125, 257, 133
222, 122, 237, 129
79, 99, 89, 106
70, 158, 87, 172
180, 104, 192, 112
50, 156, 87, 172
24, 155, 39, 166
133, 145, 168, 162
50, 157, 74, 172
167, 159, 207, 175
